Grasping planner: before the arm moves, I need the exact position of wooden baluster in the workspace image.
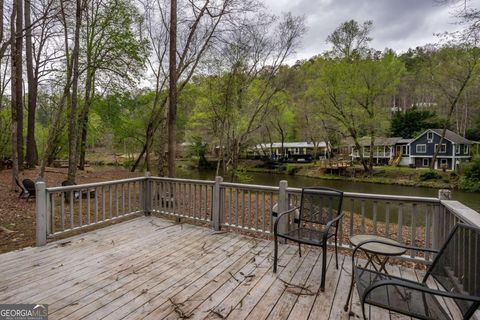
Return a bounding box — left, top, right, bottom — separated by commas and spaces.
79, 190, 83, 227
385, 202, 390, 238
51, 193, 56, 234
70, 190, 74, 229
411, 203, 417, 258
262, 192, 266, 232
397, 203, 404, 243
425, 205, 432, 261
61, 192, 65, 231
349, 199, 354, 245
361, 200, 365, 233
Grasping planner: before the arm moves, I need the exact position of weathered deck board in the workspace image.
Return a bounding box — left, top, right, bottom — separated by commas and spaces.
0, 217, 452, 319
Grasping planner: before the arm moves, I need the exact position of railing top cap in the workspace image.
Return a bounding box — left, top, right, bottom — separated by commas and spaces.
286, 186, 440, 203
45, 177, 145, 192
442, 200, 480, 228
44, 175, 441, 204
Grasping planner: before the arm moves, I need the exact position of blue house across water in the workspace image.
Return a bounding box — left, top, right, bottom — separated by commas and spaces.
347, 129, 473, 170
409, 129, 472, 170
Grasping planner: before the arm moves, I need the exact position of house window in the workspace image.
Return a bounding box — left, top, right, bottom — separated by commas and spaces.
465, 145, 470, 154
295, 148, 299, 154
423, 158, 429, 166
435, 144, 447, 153
401, 145, 408, 155
416, 144, 426, 153
427, 131, 433, 141
456, 145, 461, 154
440, 159, 448, 167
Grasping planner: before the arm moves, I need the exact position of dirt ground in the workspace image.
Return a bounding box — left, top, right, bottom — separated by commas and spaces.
0, 166, 142, 253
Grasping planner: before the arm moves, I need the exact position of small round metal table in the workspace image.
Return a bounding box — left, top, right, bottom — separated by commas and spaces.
344, 235, 407, 312
349, 234, 407, 274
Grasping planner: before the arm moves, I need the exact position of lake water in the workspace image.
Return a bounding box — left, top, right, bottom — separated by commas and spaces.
175, 167, 480, 212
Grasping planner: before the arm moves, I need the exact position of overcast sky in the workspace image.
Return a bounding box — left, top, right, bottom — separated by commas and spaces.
264, 0, 476, 63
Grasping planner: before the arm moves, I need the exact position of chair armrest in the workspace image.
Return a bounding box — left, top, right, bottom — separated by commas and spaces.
325, 213, 344, 230
352, 239, 439, 259
362, 279, 480, 304
273, 207, 300, 234
323, 213, 344, 240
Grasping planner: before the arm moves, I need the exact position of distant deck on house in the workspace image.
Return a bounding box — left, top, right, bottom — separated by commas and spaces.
0, 217, 463, 320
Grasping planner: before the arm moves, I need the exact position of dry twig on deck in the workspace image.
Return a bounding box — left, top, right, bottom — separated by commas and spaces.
278, 278, 315, 296
168, 297, 192, 319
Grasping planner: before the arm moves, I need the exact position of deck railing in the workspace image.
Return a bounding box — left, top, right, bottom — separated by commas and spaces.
35, 175, 480, 265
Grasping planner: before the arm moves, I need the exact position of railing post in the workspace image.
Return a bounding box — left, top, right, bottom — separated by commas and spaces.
436, 189, 451, 249
212, 176, 223, 231
35, 180, 47, 246
144, 171, 152, 215
277, 180, 288, 243
438, 189, 452, 200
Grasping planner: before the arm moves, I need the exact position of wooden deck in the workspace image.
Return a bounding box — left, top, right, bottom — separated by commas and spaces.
0, 217, 459, 320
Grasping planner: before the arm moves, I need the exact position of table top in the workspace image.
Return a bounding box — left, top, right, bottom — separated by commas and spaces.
350, 234, 407, 256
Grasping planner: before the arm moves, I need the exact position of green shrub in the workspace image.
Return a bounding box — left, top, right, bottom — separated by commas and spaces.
459, 176, 480, 192
419, 170, 441, 181
458, 156, 480, 192
285, 164, 300, 175
462, 156, 480, 181
235, 166, 253, 183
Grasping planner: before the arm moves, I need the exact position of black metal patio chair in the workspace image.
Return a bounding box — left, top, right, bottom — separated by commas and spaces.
15, 177, 26, 199
347, 223, 480, 320
272, 187, 344, 292
16, 178, 36, 200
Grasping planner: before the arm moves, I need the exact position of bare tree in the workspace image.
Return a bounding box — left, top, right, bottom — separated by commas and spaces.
168, 0, 177, 177
132, 0, 258, 173
428, 44, 480, 169
66, 0, 83, 182
193, 12, 305, 180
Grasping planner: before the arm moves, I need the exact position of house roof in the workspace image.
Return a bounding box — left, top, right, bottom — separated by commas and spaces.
396, 138, 414, 144
255, 141, 328, 149
429, 129, 472, 144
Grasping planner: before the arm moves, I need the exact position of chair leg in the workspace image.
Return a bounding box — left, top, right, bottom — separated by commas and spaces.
273, 235, 278, 273
298, 243, 302, 257
344, 257, 356, 312
320, 243, 327, 292
335, 234, 339, 269
361, 302, 368, 320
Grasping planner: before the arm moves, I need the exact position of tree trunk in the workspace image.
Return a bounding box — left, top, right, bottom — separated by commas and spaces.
39, 0, 73, 178
157, 122, 167, 176
369, 133, 375, 173
25, 0, 37, 168
167, 0, 177, 178
14, 0, 23, 170
10, 2, 19, 189
349, 129, 369, 173
78, 68, 94, 170
67, 0, 82, 182
131, 140, 147, 172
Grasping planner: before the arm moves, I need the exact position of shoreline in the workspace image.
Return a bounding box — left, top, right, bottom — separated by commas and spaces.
242, 163, 457, 190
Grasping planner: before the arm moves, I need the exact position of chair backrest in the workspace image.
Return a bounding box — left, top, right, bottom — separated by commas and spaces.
22, 179, 36, 193
424, 223, 480, 319
298, 187, 343, 225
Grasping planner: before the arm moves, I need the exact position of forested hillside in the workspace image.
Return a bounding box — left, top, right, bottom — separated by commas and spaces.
0, 0, 479, 182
